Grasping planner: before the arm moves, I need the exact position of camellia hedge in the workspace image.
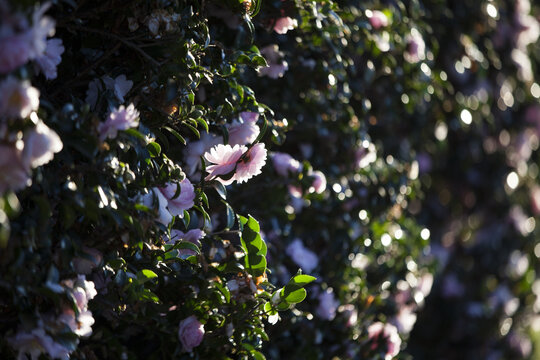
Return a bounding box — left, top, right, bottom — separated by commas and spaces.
0, 0, 539, 359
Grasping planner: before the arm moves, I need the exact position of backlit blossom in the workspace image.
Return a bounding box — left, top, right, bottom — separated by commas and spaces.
34, 38, 64, 80
286, 238, 318, 273
273, 17, 297, 34
22, 119, 63, 168
228, 112, 260, 146
158, 179, 195, 217
28, 3, 55, 59
98, 104, 139, 141
0, 77, 40, 119
272, 152, 301, 177
178, 316, 205, 352
367, 322, 402, 360
234, 143, 267, 184
0, 144, 30, 194
204, 144, 246, 184
368, 10, 389, 29
404, 29, 425, 63
316, 288, 340, 321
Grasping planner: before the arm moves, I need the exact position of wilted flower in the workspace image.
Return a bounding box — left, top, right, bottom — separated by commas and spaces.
285, 238, 318, 273
22, 119, 63, 169
228, 112, 260, 146
259, 45, 288, 79
178, 316, 205, 352
0, 77, 40, 119
34, 38, 64, 80
158, 179, 195, 217
273, 17, 297, 34
367, 322, 402, 360
368, 10, 389, 29
316, 288, 340, 321
205, 144, 246, 184
404, 29, 425, 63
272, 152, 301, 177
98, 104, 139, 141
234, 143, 267, 184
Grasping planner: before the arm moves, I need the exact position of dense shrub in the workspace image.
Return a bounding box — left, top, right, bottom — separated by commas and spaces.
0, 0, 539, 359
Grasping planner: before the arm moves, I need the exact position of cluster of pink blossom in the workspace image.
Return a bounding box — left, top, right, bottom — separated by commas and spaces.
9, 276, 97, 360
273, 17, 297, 34
0, 4, 64, 195
142, 178, 196, 226
178, 315, 205, 352
0, 3, 64, 77
205, 143, 267, 185
98, 104, 140, 141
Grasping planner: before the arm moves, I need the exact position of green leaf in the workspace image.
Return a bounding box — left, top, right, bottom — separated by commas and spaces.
213, 181, 227, 200
147, 142, 161, 157
163, 126, 187, 145
182, 210, 190, 228
281, 288, 307, 304
223, 200, 235, 229
137, 269, 158, 283
238, 215, 267, 277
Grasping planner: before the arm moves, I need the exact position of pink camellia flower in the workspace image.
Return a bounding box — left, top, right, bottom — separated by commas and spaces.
34, 38, 64, 80
259, 45, 288, 79
310, 170, 326, 194
184, 132, 223, 176
142, 188, 172, 225
0, 144, 30, 194
22, 119, 63, 169
273, 17, 297, 34
9, 327, 71, 360
316, 288, 340, 321
367, 322, 402, 360
178, 315, 205, 352
228, 112, 260, 146
404, 30, 425, 63
204, 143, 246, 184
158, 179, 196, 217
368, 10, 389, 29
234, 143, 267, 184
98, 104, 140, 141
285, 238, 318, 273
272, 152, 301, 177
0, 77, 40, 119
0, 31, 32, 74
